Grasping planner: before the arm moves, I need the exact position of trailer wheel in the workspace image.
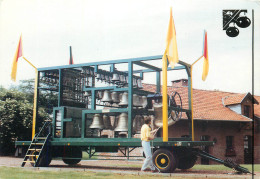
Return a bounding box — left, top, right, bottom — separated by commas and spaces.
177, 154, 197, 170
62, 146, 82, 165
152, 148, 178, 173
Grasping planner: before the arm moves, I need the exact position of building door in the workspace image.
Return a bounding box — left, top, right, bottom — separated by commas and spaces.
244, 135, 252, 164
201, 135, 210, 165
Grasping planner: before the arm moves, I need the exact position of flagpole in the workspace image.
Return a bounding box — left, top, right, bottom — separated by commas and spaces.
190, 55, 204, 141
22, 56, 38, 140
162, 52, 168, 142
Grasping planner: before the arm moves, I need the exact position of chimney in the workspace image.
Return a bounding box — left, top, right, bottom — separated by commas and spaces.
171, 79, 188, 88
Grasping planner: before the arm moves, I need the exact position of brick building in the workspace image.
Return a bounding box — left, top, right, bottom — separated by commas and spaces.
143, 79, 260, 164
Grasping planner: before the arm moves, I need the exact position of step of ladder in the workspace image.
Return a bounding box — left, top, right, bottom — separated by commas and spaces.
26, 155, 39, 157
36, 137, 47, 140
31, 143, 44, 145
28, 149, 42, 151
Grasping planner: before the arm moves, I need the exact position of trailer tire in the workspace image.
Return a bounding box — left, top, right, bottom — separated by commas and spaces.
62, 147, 82, 165
152, 148, 178, 173
177, 154, 197, 170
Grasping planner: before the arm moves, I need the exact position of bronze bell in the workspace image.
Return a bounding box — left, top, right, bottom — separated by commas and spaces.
137, 79, 143, 88
111, 73, 120, 81
101, 90, 112, 102
96, 74, 101, 81
97, 91, 103, 99
114, 113, 128, 132
133, 115, 144, 134
133, 78, 137, 87
133, 94, 141, 107
111, 92, 120, 103
103, 114, 112, 129
153, 103, 177, 127
89, 114, 105, 129
110, 116, 117, 129
119, 92, 128, 106
141, 96, 147, 108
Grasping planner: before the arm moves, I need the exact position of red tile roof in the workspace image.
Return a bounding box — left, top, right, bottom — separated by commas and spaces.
142, 83, 256, 122
223, 93, 247, 106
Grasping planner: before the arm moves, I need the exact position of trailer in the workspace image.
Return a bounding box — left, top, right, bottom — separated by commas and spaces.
15, 55, 250, 173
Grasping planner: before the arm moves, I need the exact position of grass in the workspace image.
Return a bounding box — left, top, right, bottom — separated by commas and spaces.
0, 165, 258, 179
0, 166, 163, 179
193, 164, 258, 172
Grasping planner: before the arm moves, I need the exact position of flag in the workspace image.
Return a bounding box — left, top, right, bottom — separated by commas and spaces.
163, 7, 179, 68
11, 35, 23, 81
202, 31, 209, 81
69, 46, 74, 65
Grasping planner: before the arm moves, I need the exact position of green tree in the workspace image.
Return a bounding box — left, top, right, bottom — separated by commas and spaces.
0, 87, 50, 155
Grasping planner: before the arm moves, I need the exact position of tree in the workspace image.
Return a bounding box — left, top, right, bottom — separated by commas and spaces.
0, 87, 50, 155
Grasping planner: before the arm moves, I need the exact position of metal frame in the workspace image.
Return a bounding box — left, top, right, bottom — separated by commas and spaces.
17, 55, 213, 150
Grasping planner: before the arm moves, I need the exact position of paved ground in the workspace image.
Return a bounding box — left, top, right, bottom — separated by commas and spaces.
0, 156, 258, 178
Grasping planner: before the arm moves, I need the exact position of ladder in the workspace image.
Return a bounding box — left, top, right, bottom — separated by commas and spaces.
22, 121, 51, 167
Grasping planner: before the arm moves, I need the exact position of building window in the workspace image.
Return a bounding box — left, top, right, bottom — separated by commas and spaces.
244, 105, 250, 117
226, 136, 236, 156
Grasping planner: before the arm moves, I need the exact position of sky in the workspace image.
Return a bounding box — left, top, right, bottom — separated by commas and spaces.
0, 0, 259, 95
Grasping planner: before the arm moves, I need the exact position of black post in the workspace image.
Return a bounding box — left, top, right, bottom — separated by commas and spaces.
251, 9, 255, 177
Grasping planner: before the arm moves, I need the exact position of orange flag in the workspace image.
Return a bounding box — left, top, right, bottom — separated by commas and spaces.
202, 31, 209, 81
163, 7, 179, 68
11, 35, 23, 81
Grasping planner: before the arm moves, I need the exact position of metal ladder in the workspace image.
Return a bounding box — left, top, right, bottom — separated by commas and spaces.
21, 121, 51, 167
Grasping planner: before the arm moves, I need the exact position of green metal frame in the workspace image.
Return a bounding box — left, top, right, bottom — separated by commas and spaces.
16, 55, 213, 149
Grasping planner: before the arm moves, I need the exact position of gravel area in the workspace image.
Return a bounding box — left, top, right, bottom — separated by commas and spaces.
0, 156, 258, 178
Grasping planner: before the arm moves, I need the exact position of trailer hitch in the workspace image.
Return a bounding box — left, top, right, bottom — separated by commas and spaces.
195, 149, 251, 174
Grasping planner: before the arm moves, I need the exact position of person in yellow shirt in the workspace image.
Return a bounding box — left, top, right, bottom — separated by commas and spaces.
141, 117, 158, 172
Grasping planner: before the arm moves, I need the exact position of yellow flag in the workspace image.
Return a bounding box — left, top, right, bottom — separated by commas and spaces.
165, 7, 179, 68
11, 35, 23, 81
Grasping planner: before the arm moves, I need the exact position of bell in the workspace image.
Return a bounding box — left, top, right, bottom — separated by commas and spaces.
236, 12, 251, 28
141, 96, 148, 108
110, 116, 117, 129
111, 92, 120, 103
133, 94, 141, 107
100, 74, 105, 82
84, 91, 91, 97
133, 115, 144, 134
137, 79, 143, 88
96, 74, 101, 81
226, 22, 239, 37
111, 73, 120, 81
133, 78, 137, 87
89, 114, 105, 129
119, 92, 128, 106
101, 90, 112, 102
85, 77, 91, 87
103, 115, 112, 129
97, 91, 103, 99
105, 75, 110, 83
120, 75, 126, 84
114, 113, 128, 132
153, 103, 178, 127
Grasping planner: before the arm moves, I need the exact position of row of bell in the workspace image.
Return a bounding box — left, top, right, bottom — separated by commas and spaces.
89, 113, 144, 133
95, 73, 143, 88
89, 113, 128, 131
41, 76, 58, 85
85, 90, 148, 107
